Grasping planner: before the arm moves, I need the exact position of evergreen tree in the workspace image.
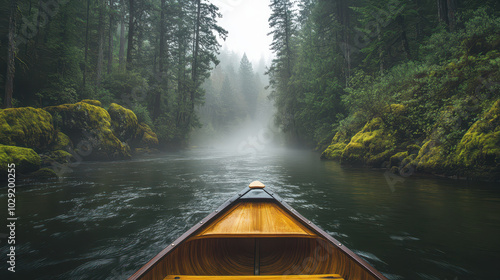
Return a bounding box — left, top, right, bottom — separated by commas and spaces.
239, 54, 257, 119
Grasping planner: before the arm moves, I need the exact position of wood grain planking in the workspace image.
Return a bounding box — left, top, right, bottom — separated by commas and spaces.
195, 202, 317, 238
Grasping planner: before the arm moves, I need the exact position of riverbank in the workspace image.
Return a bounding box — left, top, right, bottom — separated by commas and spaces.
0, 100, 159, 180
321, 57, 500, 182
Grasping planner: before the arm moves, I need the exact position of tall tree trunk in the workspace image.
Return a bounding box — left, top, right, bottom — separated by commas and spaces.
189, 0, 201, 125
4, 0, 17, 108
25, 0, 32, 56
83, 0, 91, 89
437, 0, 448, 26
126, 0, 135, 70
154, 0, 167, 120
284, 1, 292, 80
96, 0, 105, 87
378, 32, 384, 75
446, 0, 457, 31
119, 0, 126, 69
338, 0, 351, 86
176, 39, 187, 127
159, 0, 166, 73
35, 0, 42, 47
107, 0, 114, 74
397, 15, 411, 60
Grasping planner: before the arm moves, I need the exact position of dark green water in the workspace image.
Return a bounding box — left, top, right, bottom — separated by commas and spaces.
1, 148, 499, 279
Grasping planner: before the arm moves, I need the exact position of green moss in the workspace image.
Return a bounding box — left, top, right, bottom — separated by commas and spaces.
453, 100, 500, 179
41, 150, 72, 165
385, 104, 406, 115
341, 142, 365, 164
80, 99, 102, 107
322, 117, 399, 166
107, 103, 139, 142
390, 151, 409, 167
51, 132, 72, 151
0, 144, 41, 174
45, 102, 130, 161
341, 118, 397, 166
25, 168, 58, 180
413, 139, 448, 173
320, 132, 348, 160
137, 122, 159, 148
0, 107, 55, 151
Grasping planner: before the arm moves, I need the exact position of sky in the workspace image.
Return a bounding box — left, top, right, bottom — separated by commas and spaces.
215, 0, 273, 65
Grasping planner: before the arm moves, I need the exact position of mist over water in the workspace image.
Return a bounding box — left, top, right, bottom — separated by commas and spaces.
192, 50, 281, 152
192, 97, 281, 154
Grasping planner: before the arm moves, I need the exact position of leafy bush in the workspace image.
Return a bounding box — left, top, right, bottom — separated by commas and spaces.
132, 103, 153, 126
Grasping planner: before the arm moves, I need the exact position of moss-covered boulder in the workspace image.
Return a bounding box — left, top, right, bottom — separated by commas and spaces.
340, 118, 397, 166
137, 122, 159, 148
412, 138, 448, 173
0, 107, 55, 151
45, 102, 131, 161
40, 149, 73, 166
51, 132, 72, 151
322, 104, 410, 167
107, 103, 139, 143
0, 144, 41, 174
453, 100, 500, 179
321, 131, 349, 160
81, 99, 102, 107
23, 168, 58, 181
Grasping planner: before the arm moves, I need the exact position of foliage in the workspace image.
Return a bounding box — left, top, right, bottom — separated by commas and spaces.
0, 0, 226, 147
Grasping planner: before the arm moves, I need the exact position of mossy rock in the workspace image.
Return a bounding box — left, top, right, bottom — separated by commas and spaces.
24, 168, 58, 181
341, 142, 365, 165
454, 100, 500, 179
81, 99, 102, 107
413, 139, 448, 173
341, 118, 397, 167
321, 132, 349, 160
107, 103, 139, 143
51, 132, 72, 151
0, 107, 55, 151
0, 144, 41, 174
40, 150, 72, 166
390, 151, 409, 167
137, 122, 159, 149
45, 102, 131, 161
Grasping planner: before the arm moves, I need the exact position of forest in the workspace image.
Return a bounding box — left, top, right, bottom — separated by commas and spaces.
266, 0, 499, 180
1, 0, 228, 147
1, 0, 499, 179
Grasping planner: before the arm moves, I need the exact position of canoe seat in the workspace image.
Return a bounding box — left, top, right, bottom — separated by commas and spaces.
164, 275, 344, 280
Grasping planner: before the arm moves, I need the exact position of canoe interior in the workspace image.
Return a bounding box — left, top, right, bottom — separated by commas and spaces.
194, 202, 318, 239
137, 201, 382, 280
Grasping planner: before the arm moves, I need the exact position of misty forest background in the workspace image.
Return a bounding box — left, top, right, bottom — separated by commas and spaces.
1, 0, 499, 156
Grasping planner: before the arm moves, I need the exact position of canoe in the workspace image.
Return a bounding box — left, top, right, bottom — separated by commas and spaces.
128, 181, 388, 280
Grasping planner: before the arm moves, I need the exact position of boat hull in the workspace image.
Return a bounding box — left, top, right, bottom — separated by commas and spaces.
129, 185, 388, 280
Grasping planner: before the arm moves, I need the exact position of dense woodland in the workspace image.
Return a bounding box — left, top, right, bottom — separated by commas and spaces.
1, 0, 227, 146
267, 0, 499, 147
1, 0, 500, 178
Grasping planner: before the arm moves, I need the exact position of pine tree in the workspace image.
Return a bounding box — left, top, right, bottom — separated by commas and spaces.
239, 54, 257, 119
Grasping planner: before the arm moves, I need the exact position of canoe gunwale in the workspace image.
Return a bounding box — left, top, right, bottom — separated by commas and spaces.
127, 186, 388, 280
265, 189, 388, 280
128, 187, 253, 280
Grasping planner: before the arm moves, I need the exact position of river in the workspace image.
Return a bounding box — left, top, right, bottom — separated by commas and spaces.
1, 148, 499, 279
